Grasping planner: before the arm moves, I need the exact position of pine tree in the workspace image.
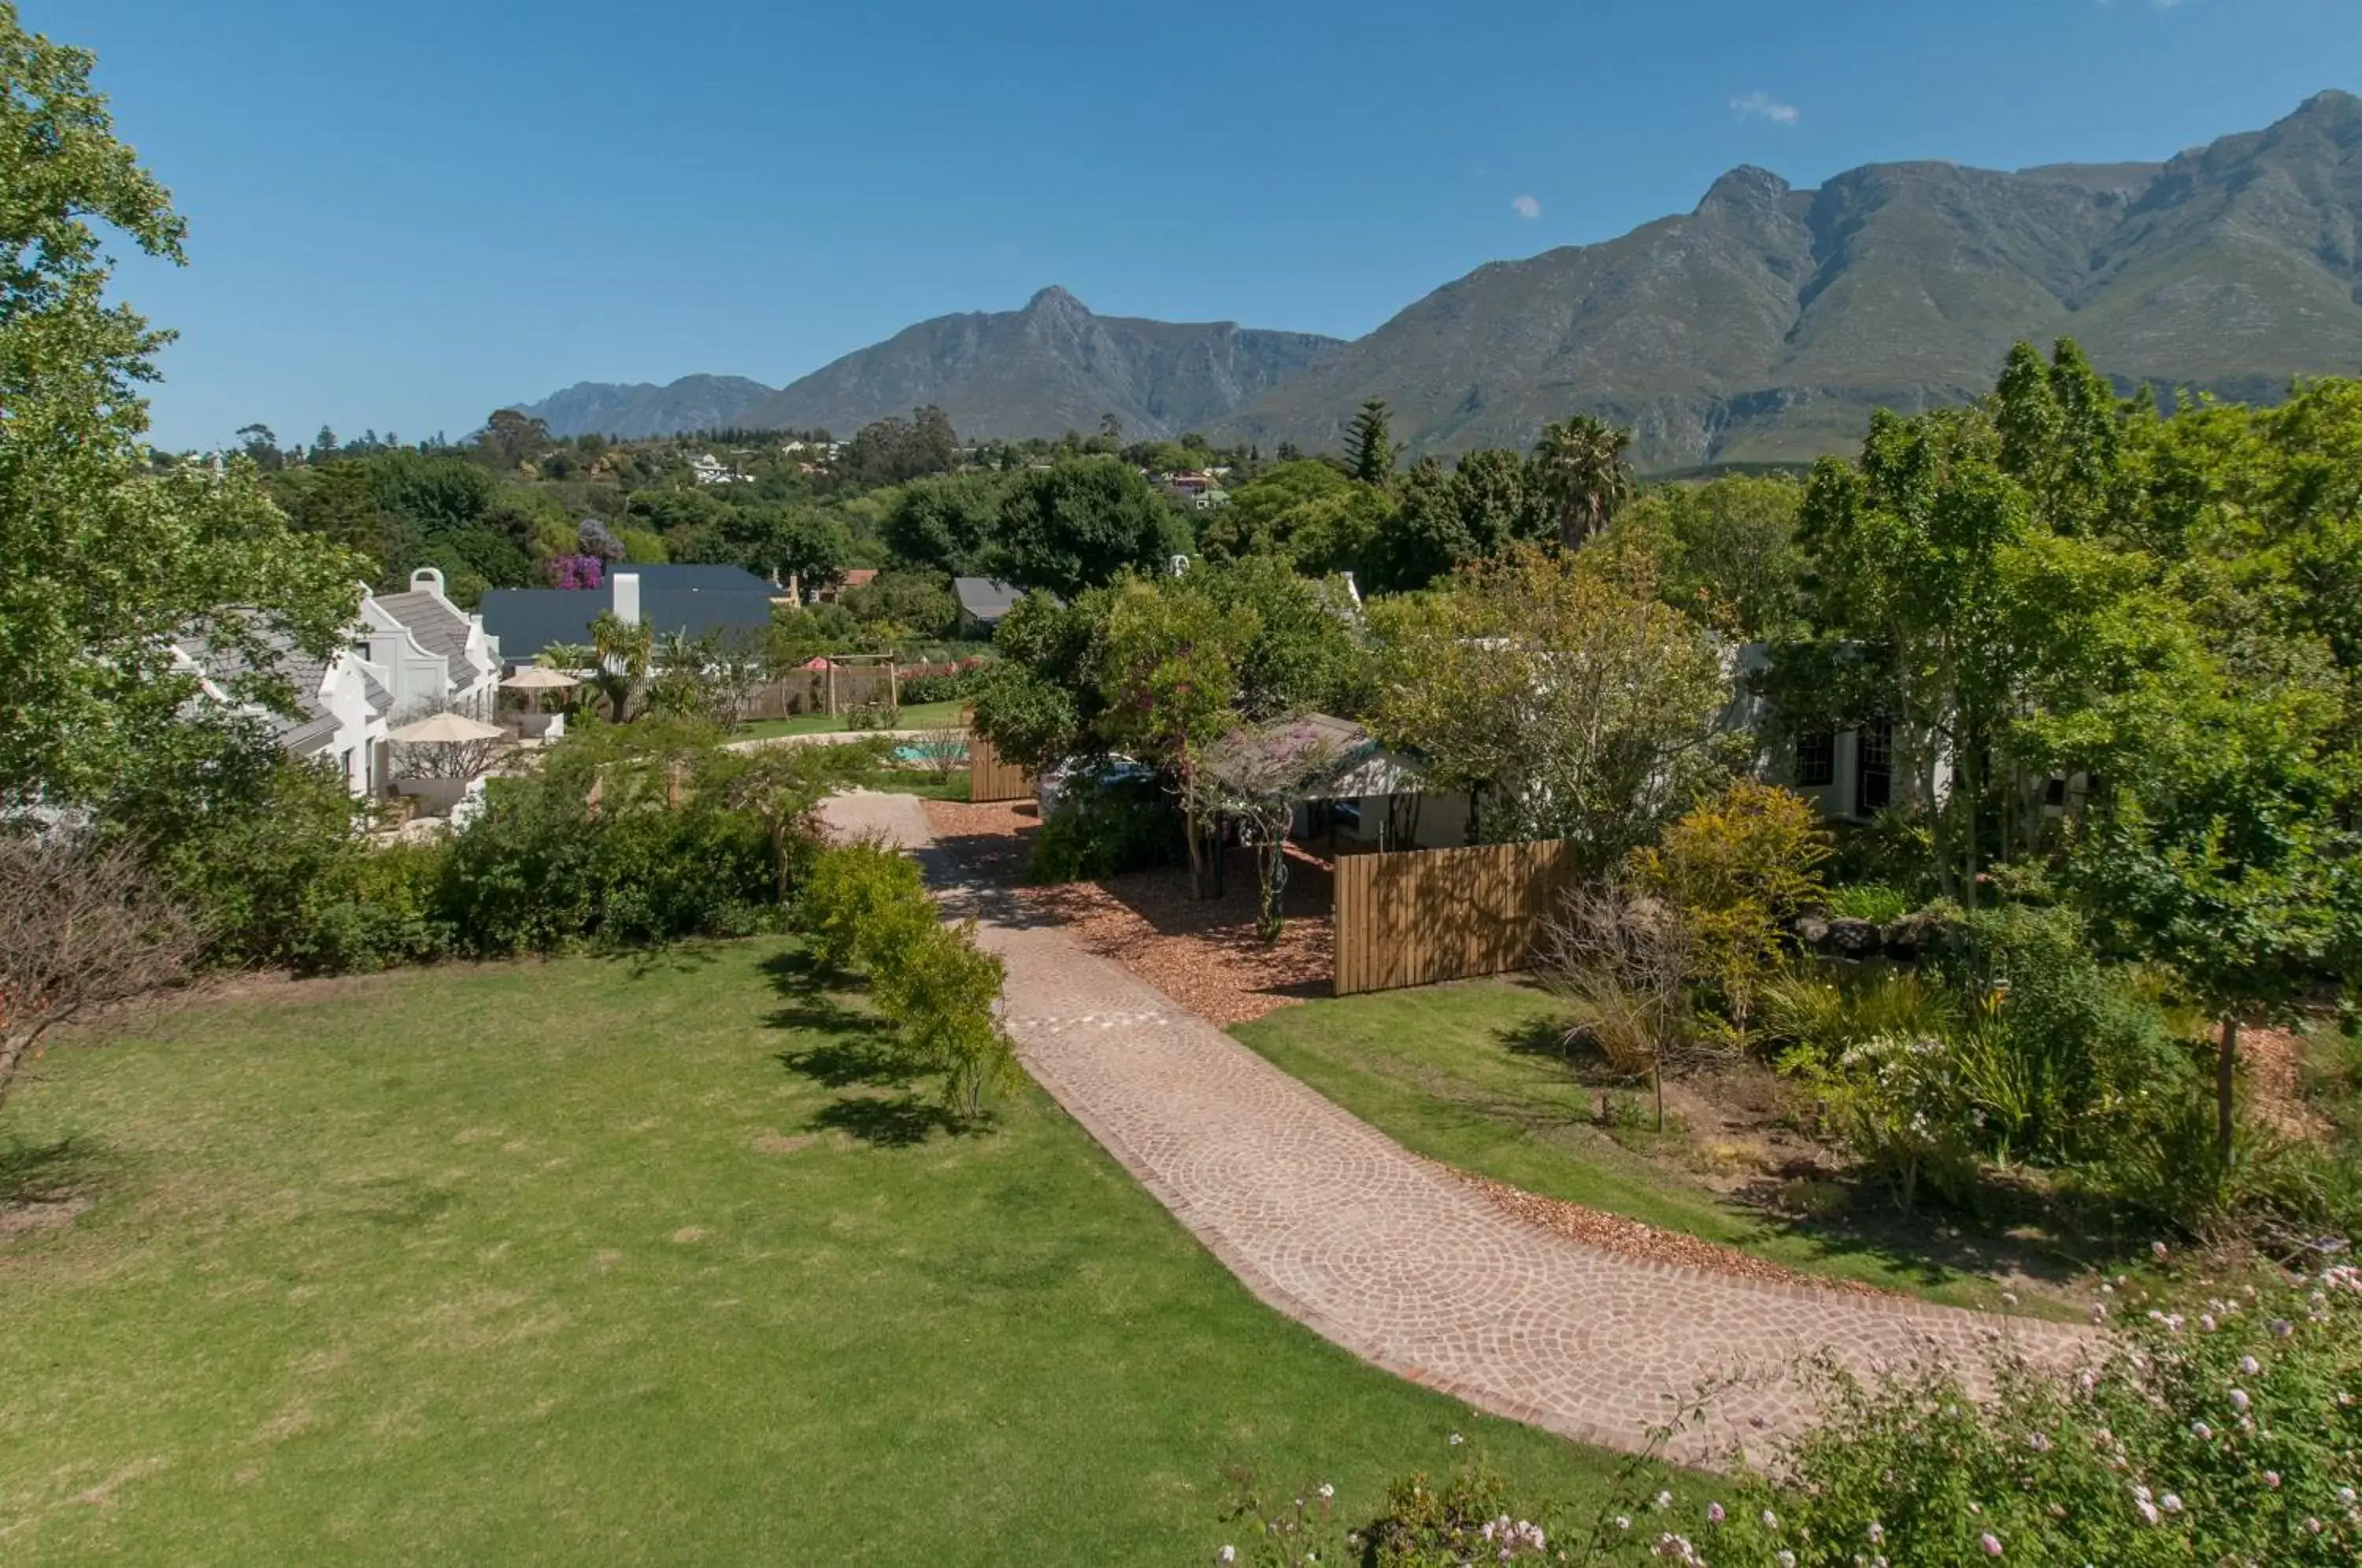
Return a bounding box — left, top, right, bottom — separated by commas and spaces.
1345, 398, 1400, 486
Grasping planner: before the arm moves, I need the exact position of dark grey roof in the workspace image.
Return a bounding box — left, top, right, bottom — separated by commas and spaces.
479, 586, 775, 660
614, 564, 775, 593
479, 590, 603, 662
642, 587, 776, 645
953, 577, 1024, 622
375, 590, 487, 677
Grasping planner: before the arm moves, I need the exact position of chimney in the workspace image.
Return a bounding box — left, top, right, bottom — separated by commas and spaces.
410, 566, 446, 598
613, 571, 641, 627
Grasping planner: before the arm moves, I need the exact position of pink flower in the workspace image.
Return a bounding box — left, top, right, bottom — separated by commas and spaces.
1980, 1531, 2004, 1556
1705, 1503, 1724, 1525
2264, 1472, 2282, 1489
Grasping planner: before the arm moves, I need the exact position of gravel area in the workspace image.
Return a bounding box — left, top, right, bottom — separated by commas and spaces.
921, 798, 1332, 1027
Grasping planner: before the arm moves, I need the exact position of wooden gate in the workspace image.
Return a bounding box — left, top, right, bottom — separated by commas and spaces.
1331, 839, 1577, 996
967, 733, 1033, 804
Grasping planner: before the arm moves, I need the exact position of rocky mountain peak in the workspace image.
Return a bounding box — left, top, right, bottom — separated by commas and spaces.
1696, 164, 1794, 216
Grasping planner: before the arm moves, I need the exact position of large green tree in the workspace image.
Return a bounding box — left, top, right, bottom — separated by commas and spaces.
0, 6, 363, 808
1368, 546, 1734, 866
990, 457, 1191, 597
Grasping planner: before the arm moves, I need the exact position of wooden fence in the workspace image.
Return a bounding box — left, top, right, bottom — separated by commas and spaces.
968, 734, 1033, 804
1331, 838, 1578, 997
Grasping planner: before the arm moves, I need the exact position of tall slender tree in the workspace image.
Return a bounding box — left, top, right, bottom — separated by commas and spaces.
1344, 398, 1400, 486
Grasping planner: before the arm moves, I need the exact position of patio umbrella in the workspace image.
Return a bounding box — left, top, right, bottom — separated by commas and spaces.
387, 712, 505, 745
501, 665, 579, 716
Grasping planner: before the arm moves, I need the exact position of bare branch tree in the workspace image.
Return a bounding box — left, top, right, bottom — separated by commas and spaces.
1191, 719, 1347, 944
904, 723, 968, 784
1538, 880, 1702, 1131
0, 834, 205, 1113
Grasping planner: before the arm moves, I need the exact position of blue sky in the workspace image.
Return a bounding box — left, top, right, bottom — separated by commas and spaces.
55, 0, 2362, 451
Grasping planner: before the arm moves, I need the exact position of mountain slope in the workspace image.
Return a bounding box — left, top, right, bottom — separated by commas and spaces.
520, 289, 1343, 441
520, 92, 2362, 467
1223, 90, 2362, 468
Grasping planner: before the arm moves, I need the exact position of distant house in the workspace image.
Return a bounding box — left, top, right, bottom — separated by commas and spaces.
687, 453, 748, 486
171, 567, 505, 797
479, 564, 779, 662
953, 576, 1028, 633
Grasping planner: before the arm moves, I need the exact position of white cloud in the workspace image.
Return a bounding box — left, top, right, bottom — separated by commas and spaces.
1511, 193, 1542, 220
1730, 91, 1801, 127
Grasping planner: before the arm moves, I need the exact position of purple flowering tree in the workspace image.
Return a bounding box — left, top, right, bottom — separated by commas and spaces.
546, 554, 605, 590
578, 517, 625, 561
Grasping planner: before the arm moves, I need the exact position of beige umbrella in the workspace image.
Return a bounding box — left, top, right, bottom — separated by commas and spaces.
387, 712, 506, 745
502, 665, 579, 719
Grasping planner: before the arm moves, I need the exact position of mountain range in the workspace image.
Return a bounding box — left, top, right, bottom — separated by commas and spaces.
522, 91, 2362, 471
522, 289, 1342, 446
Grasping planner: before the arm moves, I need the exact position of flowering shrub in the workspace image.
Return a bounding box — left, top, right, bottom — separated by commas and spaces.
1220, 1269, 2361, 1566
546, 553, 604, 590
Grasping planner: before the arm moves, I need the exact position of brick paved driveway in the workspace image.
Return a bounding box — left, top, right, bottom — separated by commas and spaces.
822, 791, 2086, 1461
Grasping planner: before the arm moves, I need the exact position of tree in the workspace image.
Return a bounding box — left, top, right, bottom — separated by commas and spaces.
0, 831, 204, 1114
1607, 474, 1805, 638
0, 9, 365, 810
991, 457, 1192, 597
965, 592, 1103, 775
1190, 719, 1346, 942
590, 609, 653, 722
1368, 546, 1735, 867
1790, 408, 2032, 905
1094, 577, 1260, 897
1531, 415, 1635, 546
883, 473, 1005, 575
712, 738, 883, 900
1345, 398, 1400, 486
2064, 668, 2353, 1171
843, 571, 958, 638
1199, 459, 1387, 578
478, 408, 551, 469
1627, 778, 1831, 1048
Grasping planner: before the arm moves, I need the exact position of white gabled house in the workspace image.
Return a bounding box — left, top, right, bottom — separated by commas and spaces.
173, 568, 505, 800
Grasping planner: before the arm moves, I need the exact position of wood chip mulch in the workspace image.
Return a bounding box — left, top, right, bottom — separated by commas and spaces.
920, 798, 1332, 1026
1431, 1163, 1898, 1299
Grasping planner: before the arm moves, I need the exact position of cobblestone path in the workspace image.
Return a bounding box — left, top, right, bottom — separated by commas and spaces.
820, 791, 2085, 1460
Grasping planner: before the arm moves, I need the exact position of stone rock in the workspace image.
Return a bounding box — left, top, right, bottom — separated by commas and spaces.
1827, 917, 1883, 957
1791, 914, 1831, 949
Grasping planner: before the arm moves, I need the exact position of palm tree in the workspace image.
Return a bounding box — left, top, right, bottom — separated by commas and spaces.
589, 610, 652, 722
1531, 416, 1635, 547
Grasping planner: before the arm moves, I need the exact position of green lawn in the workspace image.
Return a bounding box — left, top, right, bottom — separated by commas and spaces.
1232, 978, 2070, 1313
0, 945, 1624, 1564
737, 699, 968, 739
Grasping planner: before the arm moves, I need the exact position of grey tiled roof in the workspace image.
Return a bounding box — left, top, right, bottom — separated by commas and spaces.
953, 577, 1025, 622
174, 624, 336, 741
376, 590, 490, 679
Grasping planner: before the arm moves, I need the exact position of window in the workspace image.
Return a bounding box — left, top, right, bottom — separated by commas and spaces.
1795, 731, 1835, 788
1855, 719, 1893, 816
